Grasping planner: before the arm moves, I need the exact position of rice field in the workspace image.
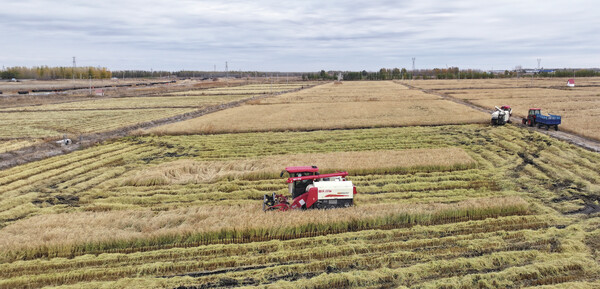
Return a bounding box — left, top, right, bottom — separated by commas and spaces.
167, 83, 308, 96
1, 80, 599, 288
0, 122, 599, 288
147, 81, 488, 135
0, 83, 307, 152
402, 77, 600, 90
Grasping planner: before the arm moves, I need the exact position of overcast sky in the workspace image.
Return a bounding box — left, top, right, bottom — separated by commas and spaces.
1, 0, 598, 71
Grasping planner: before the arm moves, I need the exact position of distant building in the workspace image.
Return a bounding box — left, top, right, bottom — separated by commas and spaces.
567, 79, 575, 87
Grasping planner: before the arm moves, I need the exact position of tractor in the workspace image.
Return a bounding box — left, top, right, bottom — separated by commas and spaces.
263, 166, 357, 211
522, 108, 561, 130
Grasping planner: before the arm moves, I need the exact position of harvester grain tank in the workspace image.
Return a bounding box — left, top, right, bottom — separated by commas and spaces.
491, 105, 512, 125
522, 108, 561, 130
263, 166, 357, 211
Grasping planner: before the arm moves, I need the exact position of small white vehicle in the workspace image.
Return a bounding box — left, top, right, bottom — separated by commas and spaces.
491, 105, 512, 125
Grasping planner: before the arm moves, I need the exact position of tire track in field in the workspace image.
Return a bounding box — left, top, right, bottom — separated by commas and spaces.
400, 82, 600, 153
0, 84, 319, 170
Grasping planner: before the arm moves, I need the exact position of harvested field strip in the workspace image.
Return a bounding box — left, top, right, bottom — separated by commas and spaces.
0, 108, 197, 138
0, 223, 555, 279
166, 84, 307, 96
0, 215, 556, 288
0, 142, 131, 187
0, 139, 43, 153
0, 143, 139, 194
245, 252, 594, 289
0, 196, 529, 262
0, 240, 558, 288
0, 95, 250, 111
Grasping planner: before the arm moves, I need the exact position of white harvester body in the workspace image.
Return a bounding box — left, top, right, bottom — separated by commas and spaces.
491, 105, 512, 125
264, 166, 357, 211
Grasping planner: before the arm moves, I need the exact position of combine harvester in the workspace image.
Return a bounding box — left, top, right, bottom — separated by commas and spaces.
491, 105, 512, 125
263, 166, 357, 211
522, 108, 561, 130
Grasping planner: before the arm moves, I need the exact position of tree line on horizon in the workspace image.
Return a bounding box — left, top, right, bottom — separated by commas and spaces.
303, 67, 600, 81
0, 66, 112, 80
2, 66, 599, 81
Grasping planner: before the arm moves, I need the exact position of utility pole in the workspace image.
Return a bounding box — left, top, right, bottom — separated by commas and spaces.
72, 57, 76, 81
412, 57, 416, 80
225, 61, 228, 79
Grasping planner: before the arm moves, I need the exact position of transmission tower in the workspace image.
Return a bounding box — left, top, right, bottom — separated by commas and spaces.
537, 58, 541, 70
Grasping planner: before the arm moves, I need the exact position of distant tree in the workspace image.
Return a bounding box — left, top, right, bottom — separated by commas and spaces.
392, 68, 400, 79
0, 68, 19, 79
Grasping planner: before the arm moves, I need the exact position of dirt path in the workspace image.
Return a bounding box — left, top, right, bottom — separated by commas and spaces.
0, 85, 316, 170
402, 83, 600, 153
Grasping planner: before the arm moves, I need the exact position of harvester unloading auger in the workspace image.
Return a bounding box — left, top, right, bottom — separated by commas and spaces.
263, 166, 357, 211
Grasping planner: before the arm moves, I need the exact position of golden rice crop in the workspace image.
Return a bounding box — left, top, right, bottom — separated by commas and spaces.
259, 81, 437, 103
147, 100, 487, 135
121, 148, 475, 186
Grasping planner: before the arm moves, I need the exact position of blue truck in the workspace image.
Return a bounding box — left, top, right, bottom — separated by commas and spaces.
522, 108, 561, 130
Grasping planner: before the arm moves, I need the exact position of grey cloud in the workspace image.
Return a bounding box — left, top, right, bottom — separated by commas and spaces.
0, 0, 599, 71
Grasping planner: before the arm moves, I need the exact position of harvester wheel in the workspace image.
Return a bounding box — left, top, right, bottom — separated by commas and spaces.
527, 119, 533, 126
554, 125, 558, 131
